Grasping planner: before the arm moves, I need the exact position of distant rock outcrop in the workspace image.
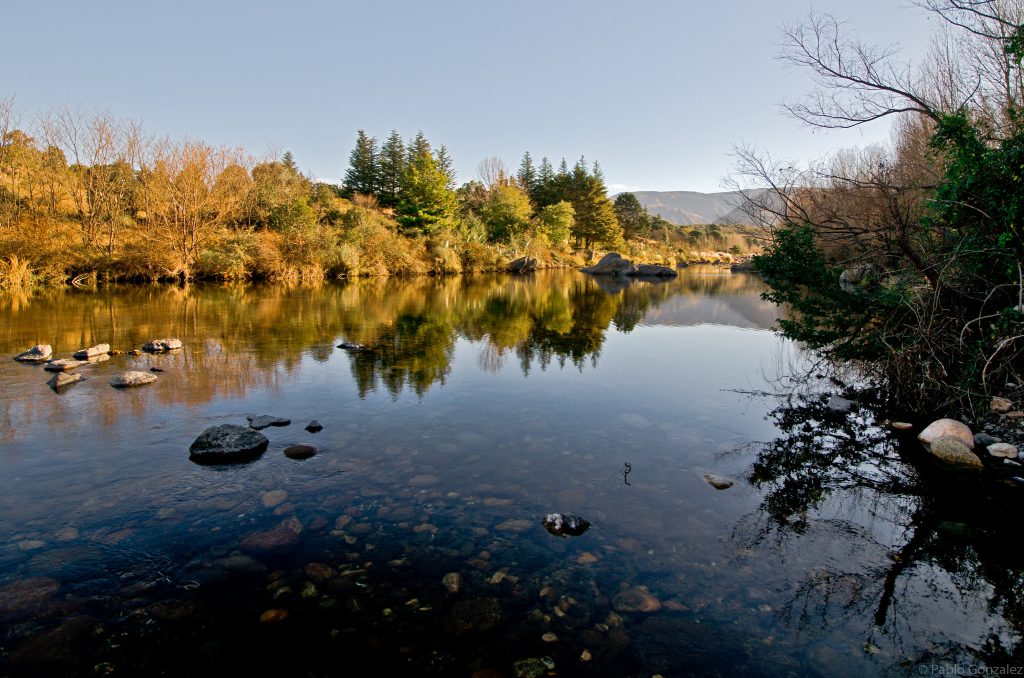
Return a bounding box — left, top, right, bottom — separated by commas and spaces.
581, 253, 677, 278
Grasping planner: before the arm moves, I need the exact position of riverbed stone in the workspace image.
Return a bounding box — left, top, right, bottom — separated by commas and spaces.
189, 424, 269, 464
284, 444, 317, 460
44, 359, 87, 372
496, 519, 534, 533
109, 370, 157, 387
918, 418, 975, 449
14, 344, 52, 362
0, 576, 59, 620
974, 432, 1000, 448
442, 572, 462, 593
142, 338, 182, 352
247, 414, 291, 430
240, 526, 300, 555
703, 473, 734, 490
890, 421, 914, 430
73, 343, 110, 360
987, 443, 1019, 459
612, 587, 662, 613
48, 372, 82, 391
261, 490, 288, 508
305, 420, 323, 433
928, 436, 984, 469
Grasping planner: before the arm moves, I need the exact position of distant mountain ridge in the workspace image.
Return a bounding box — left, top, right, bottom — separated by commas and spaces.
622, 189, 772, 226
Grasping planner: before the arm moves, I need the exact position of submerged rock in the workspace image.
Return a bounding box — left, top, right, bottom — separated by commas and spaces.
189, 424, 269, 464
72, 343, 110, 360
336, 340, 367, 351
240, 525, 301, 555
442, 572, 462, 594
703, 473, 734, 490
44, 359, 87, 372
247, 414, 291, 430
541, 513, 591, 537
928, 436, 984, 469
0, 576, 59, 620
142, 338, 182, 352
14, 344, 52, 363
283, 444, 317, 460
48, 372, 82, 391
612, 587, 662, 613
918, 418, 975, 449
305, 420, 323, 433
109, 371, 158, 387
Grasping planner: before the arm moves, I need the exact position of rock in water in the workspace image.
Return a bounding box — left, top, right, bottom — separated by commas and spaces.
442, 572, 462, 594
247, 414, 291, 430
928, 436, 984, 469
918, 418, 975, 449
703, 473, 734, 490
14, 345, 53, 363
142, 338, 182, 352
974, 432, 1000, 448
72, 343, 110, 360
189, 424, 269, 464
633, 263, 678, 277
305, 420, 323, 433
581, 252, 636, 276
541, 513, 591, 537
44, 359, 87, 372
509, 256, 538, 273
109, 371, 158, 387
283, 444, 317, 460
612, 587, 662, 613
336, 340, 366, 351
48, 372, 82, 391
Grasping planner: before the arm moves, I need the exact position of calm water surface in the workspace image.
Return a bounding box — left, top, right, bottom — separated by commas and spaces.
0, 269, 1020, 676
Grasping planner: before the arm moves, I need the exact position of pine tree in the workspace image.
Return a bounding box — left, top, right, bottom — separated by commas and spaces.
378, 130, 405, 208
516, 151, 536, 196
342, 130, 378, 198
435, 144, 456, 190
534, 156, 556, 207
398, 139, 457, 236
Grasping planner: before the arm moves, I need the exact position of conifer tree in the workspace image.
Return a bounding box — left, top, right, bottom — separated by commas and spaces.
435, 144, 456, 190
516, 151, 537, 196
398, 138, 457, 236
377, 130, 405, 208
342, 130, 378, 198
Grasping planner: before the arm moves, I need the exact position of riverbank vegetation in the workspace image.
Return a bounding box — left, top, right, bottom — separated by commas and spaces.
742, 0, 1024, 413
0, 100, 756, 289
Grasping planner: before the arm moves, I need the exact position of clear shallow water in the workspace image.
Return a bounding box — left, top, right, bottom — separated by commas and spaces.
0, 269, 1020, 676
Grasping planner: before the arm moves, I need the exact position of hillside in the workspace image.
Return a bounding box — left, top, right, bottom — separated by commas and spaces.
625, 189, 773, 226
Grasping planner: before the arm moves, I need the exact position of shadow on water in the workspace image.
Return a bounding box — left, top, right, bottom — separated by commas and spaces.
738, 387, 1024, 671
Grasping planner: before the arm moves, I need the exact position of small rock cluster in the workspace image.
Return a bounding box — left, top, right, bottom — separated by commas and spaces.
914, 414, 1020, 472
189, 415, 324, 466
13, 340, 181, 391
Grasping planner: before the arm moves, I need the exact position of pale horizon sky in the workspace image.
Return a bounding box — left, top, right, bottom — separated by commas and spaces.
3, 1, 938, 193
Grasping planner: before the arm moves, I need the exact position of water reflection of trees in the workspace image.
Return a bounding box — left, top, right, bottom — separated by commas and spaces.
741, 391, 1024, 670
1, 269, 771, 417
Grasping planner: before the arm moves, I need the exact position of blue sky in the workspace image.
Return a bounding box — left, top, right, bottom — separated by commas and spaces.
3, 1, 936, 193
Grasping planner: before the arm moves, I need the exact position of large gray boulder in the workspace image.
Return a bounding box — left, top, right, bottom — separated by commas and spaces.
189, 424, 269, 464
581, 253, 637, 276
14, 345, 52, 363
73, 343, 110, 360
142, 338, 182, 353
109, 371, 158, 387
